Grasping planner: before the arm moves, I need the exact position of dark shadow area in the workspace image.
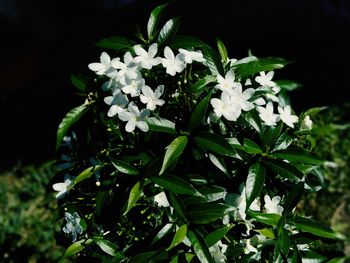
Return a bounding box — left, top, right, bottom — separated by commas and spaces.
1, 0, 350, 171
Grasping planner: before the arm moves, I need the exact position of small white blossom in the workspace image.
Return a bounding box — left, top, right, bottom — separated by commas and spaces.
210, 91, 241, 121
255, 71, 276, 87
264, 194, 284, 215
118, 102, 150, 132
254, 97, 266, 106
133, 43, 162, 69
178, 48, 205, 64
140, 85, 165, 110
88, 52, 112, 75
209, 241, 228, 263
215, 70, 241, 93
52, 174, 73, 199
153, 191, 169, 207
121, 76, 145, 97
161, 46, 186, 76
242, 238, 258, 254
257, 102, 279, 126
278, 105, 298, 128
230, 86, 255, 112
102, 79, 121, 92
63, 212, 83, 243
104, 92, 129, 117
302, 115, 313, 130
111, 51, 139, 80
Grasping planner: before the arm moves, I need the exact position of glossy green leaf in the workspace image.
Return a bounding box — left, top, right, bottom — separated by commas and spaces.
275, 228, 290, 256
271, 149, 324, 165
169, 35, 208, 49
150, 175, 202, 196
197, 185, 227, 202
243, 138, 263, 154
301, 106, 327, 118
147, 3, 168, 40
70, 165, 104, 188
123, 181, 143, 216
70, 74, 87, 91
94, 238, 123, 258
275, 80, 302, 91
326, 257, 348, 263
56, 102, 91, 150
244, 110, 262, 133
201, 46, 224, 75
186, 203, 235, 224
151, 223, 174, 246
194, 133, 236, 157
247, 210, 281, 226
170, 253, 195, 263
245, 162, 266, 211
168, 192, 186, 219
293, 216, 346, 240
167, 224, 188, 251
130, 251, 167, 263
216, 38, 228, 62
146, 117, 177, 134
208, 153, 228, 175
95, 36, 135, 50
111, 160, 139, 175
273, 131, 293, 151
301, 251, 327, 263
262, 159, 303, 182
158, 17, 181, 45
190, 75, 217, 93
204, 225, 233, 247
262, 123, 283, 148
160, 136, 188, 175
189, 93, 211, 130
64, 239, 93, 258
283, 182, 304, 215
187, 230, 214, 263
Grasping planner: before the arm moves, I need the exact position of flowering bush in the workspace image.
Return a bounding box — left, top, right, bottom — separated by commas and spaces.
53, 4, 346, 262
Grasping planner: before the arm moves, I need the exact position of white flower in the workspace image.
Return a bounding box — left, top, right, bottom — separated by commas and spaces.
230, 86, 255, 112
161, 46, 186, 76
118, 102, 150, 132
52, 174, 73, 199
242, 238, 258, 254
278, 105, 298, 128
140, 85, 165, 110
134, 43, 162, 69
253, 97, 266, 106
178, 48, 205, 64
255, 71, 276, 87
88, 52, 112, 75
210, 91, 241, 121
209, 241, 228, 263
111, 51, 139, 80
302, 115, 313, 130
102, 79, 121, 92
63, 212, 83, 243
257, 102, 279, 126
215, 70, 241, 93
264, 194, 284, 214
104, 91, 129, 117
153, 191, 169, 207
245, 78, 252, 86
121, 76, 145, 97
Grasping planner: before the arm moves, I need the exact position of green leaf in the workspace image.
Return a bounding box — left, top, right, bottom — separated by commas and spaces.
275, 80, 302, 91
56, 102, 91, 150
64, 239, 93, 258
167, 224, 188, 251
111, 160, 139, 175
190, 75, 217, 93
216, 38, 228, 62
123, 181, 143, 216
326, 257, 348, 263
70, 165, 104, 188
247, 210, 281, 226
283, 182, 304, 215
186, 203, 235, 224
245, 162, 266, 211
275, 228, 290, 256
130, 251, 167, 263
204, 226, 233, 247
301, 251, 327, 263
146, 117, 177, 134
147, 3, 168, 40
189, 93, 211, 130
194, 133, 236, 157
70, 74, 87, 91
273, 131, 293, 151
262, 159, 303, 182
94, 238, 123, 258
160, 136, 188, 175
201, 46, 224, 76
197, 185, 227, 202
151, 223, 174, 246
150, 175, 202, 197
187, 230, 214, 263
208, 153, 228, 175
243, 110, 262, 133
169, 35, 208, 49
95, 36, 135, 50
271, 149, 324, 165
158, 17, 181, 45
170, 253, 195, 263
293, 216, 346, 240
243, 138, 263, 154
234, 57, 290, 78
262, 122, 283, 148
168, 192, 186, 219
301, 106, 327, 118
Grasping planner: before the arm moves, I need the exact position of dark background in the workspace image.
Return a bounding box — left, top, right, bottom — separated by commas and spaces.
1, 0, 350, 171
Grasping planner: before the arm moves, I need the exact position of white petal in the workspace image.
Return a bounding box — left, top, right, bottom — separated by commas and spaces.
100, 52, 110, 65
118, 111, 133, 122
164, 46, 174, 60
125, 120, 136, 132
155, 85, 164, 98
53, 183, 66, 192
104, 96, 113, 105
210, 98, 222, 109
88, 63, 104, 71
134, 45, 147, 57
243, 88, 255, 99
148, 43, 158, 58
136, 121, 149, 132
139, 109, 150, 119
142, 85, 154, 98
107, 105, 119, 117
225, 70, 235, 82
266, 71, 274, 80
